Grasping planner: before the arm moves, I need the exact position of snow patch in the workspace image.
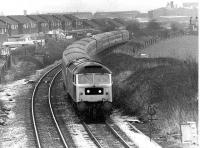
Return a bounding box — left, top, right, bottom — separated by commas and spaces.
1, 127, 27, 148
0, 79, 28, 102
68, 124, 97, 148
111, 111, 162, 148
7, 111, 15, 119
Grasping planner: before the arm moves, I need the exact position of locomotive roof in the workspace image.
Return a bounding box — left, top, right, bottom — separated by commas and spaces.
69, 60, 112, 74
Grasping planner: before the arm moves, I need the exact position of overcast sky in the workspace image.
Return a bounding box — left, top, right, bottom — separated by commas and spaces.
0, 0, 198, 15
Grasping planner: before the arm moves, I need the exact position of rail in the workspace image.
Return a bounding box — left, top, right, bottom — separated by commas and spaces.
105, 121, 131, 148
48, 70, 69, 148
31, 63, 61, 148
82, 121, 103, 148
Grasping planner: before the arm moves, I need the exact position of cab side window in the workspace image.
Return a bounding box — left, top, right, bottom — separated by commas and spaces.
73, 74, 76, 83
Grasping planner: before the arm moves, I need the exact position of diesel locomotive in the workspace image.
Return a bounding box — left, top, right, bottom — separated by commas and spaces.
62, 30, 129, 118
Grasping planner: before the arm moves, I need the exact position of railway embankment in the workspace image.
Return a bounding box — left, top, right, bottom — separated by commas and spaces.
98, 35, 198, 147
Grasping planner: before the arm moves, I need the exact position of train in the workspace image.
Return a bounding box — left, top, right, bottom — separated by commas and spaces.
62, 30, 129, 118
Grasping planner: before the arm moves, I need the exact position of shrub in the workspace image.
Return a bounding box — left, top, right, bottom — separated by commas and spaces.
170, 22, 185, 32
146, 19, 162, 31
100, 53, 198, 134
126, 21, 145, 37
11, 45, 36, 56
102, 25, 115, 32
44, 39, 74, 65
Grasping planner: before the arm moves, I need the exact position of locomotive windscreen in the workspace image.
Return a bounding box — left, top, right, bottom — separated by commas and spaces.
77, 73, 110, 84
78, 74, 93, 84
94, 74, 110, 84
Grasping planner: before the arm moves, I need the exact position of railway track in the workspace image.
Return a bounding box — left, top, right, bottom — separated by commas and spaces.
30, 63, 161, 148
48, 68, 139, 148
31, 64, 70, 148
81, 119, 138, 148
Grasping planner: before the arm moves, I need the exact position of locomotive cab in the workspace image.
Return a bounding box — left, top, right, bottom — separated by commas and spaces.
76, 73, 112, 101
74, 64, 112, 115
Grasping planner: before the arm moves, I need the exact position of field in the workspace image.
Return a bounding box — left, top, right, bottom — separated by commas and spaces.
141, 35, 198, 61
98, 35, 198, 147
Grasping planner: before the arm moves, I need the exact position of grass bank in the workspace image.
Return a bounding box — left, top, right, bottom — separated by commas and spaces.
99, 53, 198, 136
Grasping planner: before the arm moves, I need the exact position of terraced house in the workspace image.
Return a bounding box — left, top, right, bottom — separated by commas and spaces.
0, 21, 7, 34
0, 21, 8, 44
52, 14, 73, 31
27, 15, 49, 33
63, 14, 83, 29
39, 14, 62, 30
0, 16, 19, 36
7, 15, 38, 34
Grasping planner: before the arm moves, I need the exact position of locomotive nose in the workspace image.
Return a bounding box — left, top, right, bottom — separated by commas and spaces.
77, 102, 87, 112
102, 101, 112, 112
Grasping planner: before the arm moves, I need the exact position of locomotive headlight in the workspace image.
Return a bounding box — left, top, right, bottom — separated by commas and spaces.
86, 90, 90, 93
98, 90, 102, 93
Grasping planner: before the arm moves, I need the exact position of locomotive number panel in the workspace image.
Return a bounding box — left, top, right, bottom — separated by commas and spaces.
85, 88, 103, 95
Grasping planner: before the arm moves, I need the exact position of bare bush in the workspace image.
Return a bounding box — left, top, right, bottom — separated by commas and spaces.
100, 53, 198, 135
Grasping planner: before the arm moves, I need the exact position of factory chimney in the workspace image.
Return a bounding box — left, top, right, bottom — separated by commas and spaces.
170, 1, 174, 8
24, 10, 27, 15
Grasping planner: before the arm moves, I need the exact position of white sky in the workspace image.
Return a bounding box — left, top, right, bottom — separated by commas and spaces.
0, 0, 198, 15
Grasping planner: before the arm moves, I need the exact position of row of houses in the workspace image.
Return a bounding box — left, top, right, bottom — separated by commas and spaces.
0, 14, 85, 36
0, 14, 125, 42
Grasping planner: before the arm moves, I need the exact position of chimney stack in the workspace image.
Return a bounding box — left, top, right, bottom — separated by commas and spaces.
24, 10, 27, 15
170, 1, 174, 8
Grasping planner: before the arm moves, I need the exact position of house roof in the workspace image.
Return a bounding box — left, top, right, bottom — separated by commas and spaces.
27, 15, 47, 23
106, 18, 123, 27
52, 14, 71, 22
8, 15, 34, 24
0, 21, 6, 28
91, 19, 108, 27
69, 12, 93, 19
0, 16, 18, 25
82, 19, 101, 28
39, 15, 59, 22
63, 14, 79, 21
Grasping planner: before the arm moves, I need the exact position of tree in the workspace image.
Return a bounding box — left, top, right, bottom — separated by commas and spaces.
170, 22, 184, 32
102, 25, 115, 32
146, 19, 162, 31
126, 21, 144, 37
